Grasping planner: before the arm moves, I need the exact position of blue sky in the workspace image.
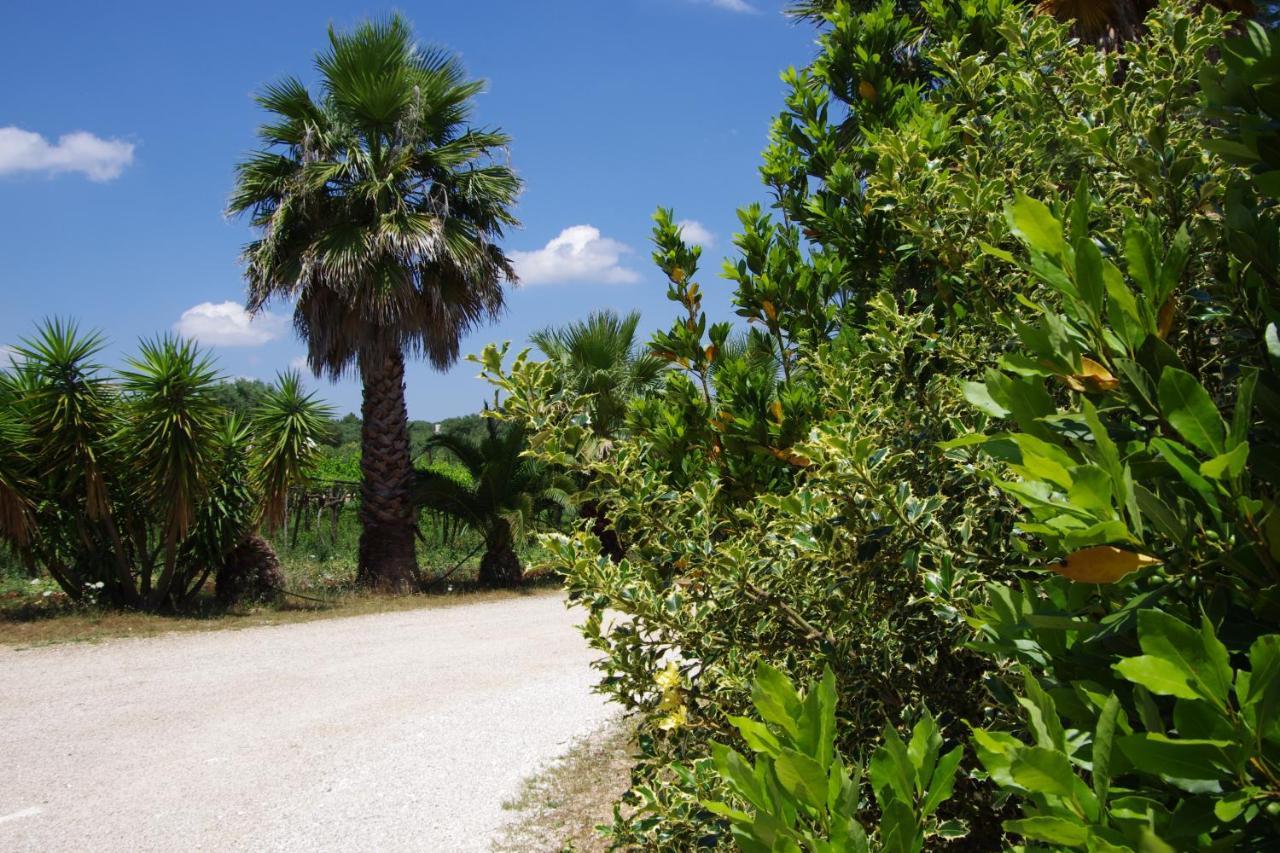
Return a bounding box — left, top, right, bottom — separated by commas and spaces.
0, 0, 815, 419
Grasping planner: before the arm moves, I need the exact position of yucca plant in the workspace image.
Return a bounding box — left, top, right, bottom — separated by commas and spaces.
0, 387, 35, 555
251, 371, 333, 533
0, 320, 331, 611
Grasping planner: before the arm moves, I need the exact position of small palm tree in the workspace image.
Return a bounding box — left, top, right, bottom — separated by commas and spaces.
530, 310, 666, 443
229, 15, 520, 591
412, 422, 568, 586
530, 310, 665, 561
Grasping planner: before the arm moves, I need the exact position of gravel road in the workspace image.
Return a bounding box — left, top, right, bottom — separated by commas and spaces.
0, 593, 615, 852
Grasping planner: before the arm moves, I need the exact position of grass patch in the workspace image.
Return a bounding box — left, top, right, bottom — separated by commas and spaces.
0, 508, 562, 648
496, 718, 636, 852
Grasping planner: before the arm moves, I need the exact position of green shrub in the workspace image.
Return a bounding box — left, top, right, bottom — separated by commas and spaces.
479, 1, 1273, 848
706, 664, 965, 852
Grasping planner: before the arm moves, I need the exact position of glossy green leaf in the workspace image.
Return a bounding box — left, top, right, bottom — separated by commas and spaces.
921, 746, 964, 817
1008, 193, 1067, 259
729, 715, 782, 757
869, 726, 914, 806
1093, 693, 1122, 807
775, 748, 829, 811
752, 663, 802, 738
1116, 734, 1232, 781
1114, 655, 1199, 699
1010, 747, 1076, 797
1157, 368, 1225, 457
1137, 610, 1232, 707
1004, 816, 1089, 846
1074, 237, 1105, 322
1199, 443, 1248, 480
1245, 635, 1280, 737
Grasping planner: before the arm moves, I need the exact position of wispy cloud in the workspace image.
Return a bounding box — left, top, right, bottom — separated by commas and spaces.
511, 225, 642, 286
289, 355, 310, 370
0, 127, 135, 181
691, 0, 758, 13
174, 301, 287, 347
677, 219, 715, 247
0, 345, 17, 368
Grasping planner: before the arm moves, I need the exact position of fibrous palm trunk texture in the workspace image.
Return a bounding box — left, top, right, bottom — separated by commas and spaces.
357, 349, 419, 592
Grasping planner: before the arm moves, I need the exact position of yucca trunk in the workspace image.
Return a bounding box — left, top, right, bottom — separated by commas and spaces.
216, 532, 285, 607
356, 348, 419, 591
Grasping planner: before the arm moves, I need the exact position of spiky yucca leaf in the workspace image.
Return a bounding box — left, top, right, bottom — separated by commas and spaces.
13, 319, 116, 519
0, 403, 34, 546
184, 414, 256, 568
251, 370, 334, 531
119, 336, 222, 548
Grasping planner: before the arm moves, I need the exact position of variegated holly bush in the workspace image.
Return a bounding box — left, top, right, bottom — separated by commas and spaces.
478, 3, 1279, 849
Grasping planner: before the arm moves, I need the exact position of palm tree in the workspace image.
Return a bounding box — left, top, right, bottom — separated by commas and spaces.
228, 16, 521, 591
529, 310, 665, 442
529, 310, 665, 561
412, 422, 568, 586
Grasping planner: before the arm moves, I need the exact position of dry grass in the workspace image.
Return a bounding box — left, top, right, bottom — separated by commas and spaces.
0, 585, 560, 649
495, 718, 636, 852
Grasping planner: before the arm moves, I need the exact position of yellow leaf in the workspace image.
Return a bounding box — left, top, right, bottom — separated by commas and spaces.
1052, 546, 1161, 584
1063, 357, 1120, 393
671, 267, 686, 284
858, 80, 878, 103
1158, 298, 1176, 339
769, 401, 784, 423
705, 344, 718, 363
768, 446, 811, 468
761, 300, 778, 322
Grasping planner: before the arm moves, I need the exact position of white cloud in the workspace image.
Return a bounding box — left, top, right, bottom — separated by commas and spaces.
174, 301, 287, 347
510, 225, 642, 286
677, 219, 715, 247
693, 0, 757, 12
0, 345, 17, 368
0, 127, 135, 181
289, 355, 309, 370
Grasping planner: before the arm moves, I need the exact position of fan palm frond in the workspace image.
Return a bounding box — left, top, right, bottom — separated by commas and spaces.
531, 309, 667, 439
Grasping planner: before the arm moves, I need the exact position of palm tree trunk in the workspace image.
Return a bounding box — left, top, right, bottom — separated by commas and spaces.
356, 348, 419, 592
478, 520, 522, 587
